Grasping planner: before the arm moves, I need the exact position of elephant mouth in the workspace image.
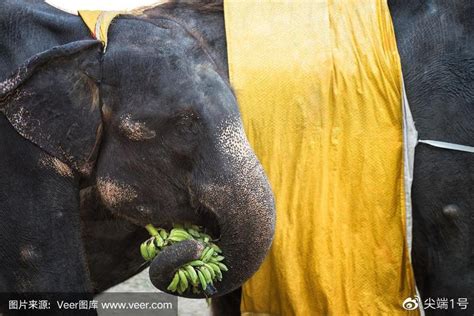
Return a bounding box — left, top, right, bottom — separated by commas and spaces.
128, 161, 275, 298
145, 204, 226, 297
148, 199, 275, 298
184, 204, 221, 240
146, 204, 221, 241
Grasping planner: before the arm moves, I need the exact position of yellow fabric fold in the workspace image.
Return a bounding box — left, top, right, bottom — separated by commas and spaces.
224, 0, 418, 314
78, 10, 122, 49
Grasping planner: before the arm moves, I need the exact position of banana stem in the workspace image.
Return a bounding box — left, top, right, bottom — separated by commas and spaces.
145, 224, 159, 236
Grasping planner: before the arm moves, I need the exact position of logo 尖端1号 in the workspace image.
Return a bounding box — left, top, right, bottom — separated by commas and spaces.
402, 296, 420, 310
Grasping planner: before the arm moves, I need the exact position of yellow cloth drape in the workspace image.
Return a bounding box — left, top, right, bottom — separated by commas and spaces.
78, 11, 122, 49
224, 0, 418, 315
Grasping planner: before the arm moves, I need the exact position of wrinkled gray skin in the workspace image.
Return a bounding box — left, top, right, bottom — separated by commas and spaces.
0, 0, 275, 310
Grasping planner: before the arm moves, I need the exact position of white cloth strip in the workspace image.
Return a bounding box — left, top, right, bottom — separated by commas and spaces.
401, 79, 417, 256
418, 139, 474, 153
401, 79, 425, 316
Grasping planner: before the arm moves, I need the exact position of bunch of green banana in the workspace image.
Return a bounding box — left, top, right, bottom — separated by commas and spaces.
140, 224, 169, 260
140, 223, 228, 296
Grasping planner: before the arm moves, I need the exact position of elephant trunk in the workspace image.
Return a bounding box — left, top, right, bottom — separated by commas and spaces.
149, 131, 275, 298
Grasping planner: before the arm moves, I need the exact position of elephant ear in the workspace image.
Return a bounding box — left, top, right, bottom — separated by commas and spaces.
0, 40, 103, 176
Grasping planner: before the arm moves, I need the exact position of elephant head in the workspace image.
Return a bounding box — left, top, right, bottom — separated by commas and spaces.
0, 12, 275, 298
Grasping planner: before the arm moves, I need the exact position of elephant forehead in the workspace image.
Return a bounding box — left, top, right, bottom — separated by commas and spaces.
97, 177, 138, 207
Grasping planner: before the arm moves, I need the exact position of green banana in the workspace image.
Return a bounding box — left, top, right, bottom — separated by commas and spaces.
216, 262, 229, 272
200, 266, 213, 284
189, 260, 205, 267
174, 227, 189, 233
202, 247, 215, 262
199, 247, 208, 260
168, 229, 183, 237
181, 269, 190, 280
211, 244, 222, 253
146, 240, 157, 258
158, 229, 168, 240
167, 235, 186, 242
212, 255, 225, 262
215, 270, 223, 282
168, 229, 193, 242
167, 272, 180, 292
197, 269, 208, 291
207, 263, 223, 281
200, 247, 212, 260
182, 269, 196, 289
187, 228, 201, 238
171, 228, 192, 237
140, 242, 150, 260
204, 263, 216, 280
185, 265, 199, 285
178, 269, 188, 292
154, 234, 164, 248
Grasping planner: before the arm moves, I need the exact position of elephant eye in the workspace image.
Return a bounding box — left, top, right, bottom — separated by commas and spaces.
163, 109, 202, 156
174, 110, 200, 136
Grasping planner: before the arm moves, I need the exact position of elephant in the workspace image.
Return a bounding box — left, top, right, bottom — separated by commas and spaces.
1, 0, 472, 316
0, 0, 275, 312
